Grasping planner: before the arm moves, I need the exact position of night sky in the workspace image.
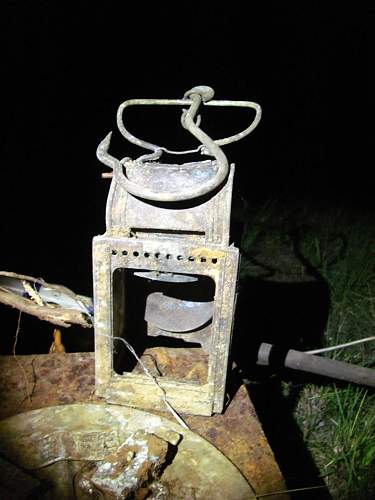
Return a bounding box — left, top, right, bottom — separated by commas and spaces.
0, 4, 369, 351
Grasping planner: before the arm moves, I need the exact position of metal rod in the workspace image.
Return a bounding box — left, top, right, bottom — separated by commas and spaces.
257, 342, 375, 388
115, 96, 262, 153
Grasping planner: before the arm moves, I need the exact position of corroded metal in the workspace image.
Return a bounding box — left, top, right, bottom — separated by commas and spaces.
0, 353, 288, 498
93, 86, 261, 416
0, 403, 255, 499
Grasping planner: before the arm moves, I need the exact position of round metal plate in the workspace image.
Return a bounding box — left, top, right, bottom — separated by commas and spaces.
0, 403, 255, 499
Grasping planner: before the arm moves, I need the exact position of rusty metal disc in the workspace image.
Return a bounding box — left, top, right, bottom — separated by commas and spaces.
0, 403, 255, 499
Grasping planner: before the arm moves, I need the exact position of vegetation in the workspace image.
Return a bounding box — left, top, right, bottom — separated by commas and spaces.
240, 199, 375, 499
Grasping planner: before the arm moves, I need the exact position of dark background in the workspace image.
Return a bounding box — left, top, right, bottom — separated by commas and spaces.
0, 5, 371, 496
0, 4, 369, 339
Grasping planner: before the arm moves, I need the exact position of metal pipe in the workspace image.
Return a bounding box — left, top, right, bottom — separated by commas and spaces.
257, 342, 375, 388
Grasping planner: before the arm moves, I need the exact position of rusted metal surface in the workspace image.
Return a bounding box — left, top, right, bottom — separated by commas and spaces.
183, 386, 288, 498
0, 403, 254, 499
0, 352, 288, 499
93, 239, 240, 415
132, 347, 209, 384
93, 86, 262, 416
74, 430, 171, 498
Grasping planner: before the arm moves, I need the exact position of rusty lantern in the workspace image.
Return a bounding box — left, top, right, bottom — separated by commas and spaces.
92, 86, 261, 416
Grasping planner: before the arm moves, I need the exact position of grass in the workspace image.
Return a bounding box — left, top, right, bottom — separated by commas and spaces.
296, 211, 375, 499
240, 198, 375, 499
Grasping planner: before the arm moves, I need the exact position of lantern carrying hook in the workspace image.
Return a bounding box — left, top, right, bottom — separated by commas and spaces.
97, 86, 262, 202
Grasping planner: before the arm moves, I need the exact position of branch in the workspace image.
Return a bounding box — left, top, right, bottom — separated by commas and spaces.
0, 288, 92, 328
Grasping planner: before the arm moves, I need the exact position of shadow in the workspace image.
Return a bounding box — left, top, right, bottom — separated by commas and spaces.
246, 379, 332, 499
0, 308, 95, 355
231, 267, 331, 498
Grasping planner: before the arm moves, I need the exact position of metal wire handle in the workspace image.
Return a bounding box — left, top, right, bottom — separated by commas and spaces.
116, 87, 262, 154
97, 86, 262, 202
